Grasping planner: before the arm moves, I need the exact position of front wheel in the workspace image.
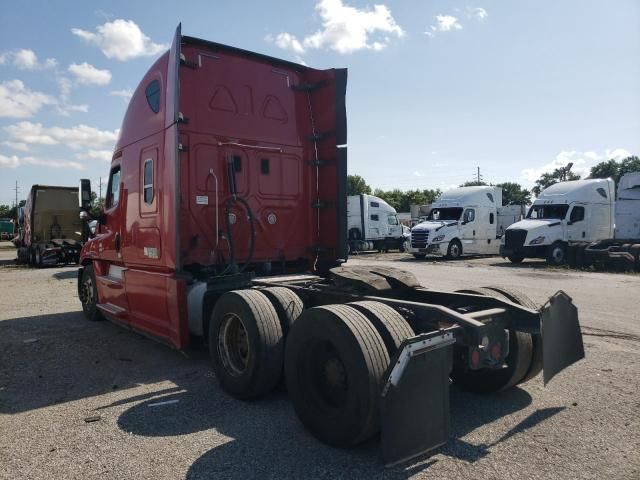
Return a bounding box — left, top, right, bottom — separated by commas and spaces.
508, 255, 525, 264
546, 242, 567, 266
80, 265, 104, 321
446, 240, 462, 260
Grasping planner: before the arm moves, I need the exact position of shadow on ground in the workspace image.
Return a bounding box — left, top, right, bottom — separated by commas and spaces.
0, 311, 564, 478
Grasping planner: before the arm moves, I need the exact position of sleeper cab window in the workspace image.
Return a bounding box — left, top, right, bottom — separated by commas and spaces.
370, 201, 380, 208
143, 158, 154, 204
145, 80, 161, 114
107, 166, 121, 208
596, 188, 607, 199
261, 158, 270, 175
370, 214, 379, 221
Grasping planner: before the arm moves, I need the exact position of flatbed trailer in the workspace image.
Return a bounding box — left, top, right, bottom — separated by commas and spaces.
76, 25, 585, 465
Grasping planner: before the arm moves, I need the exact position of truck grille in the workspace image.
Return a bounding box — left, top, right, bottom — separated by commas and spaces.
505, 229, 527, 250
411, 231, 429, 248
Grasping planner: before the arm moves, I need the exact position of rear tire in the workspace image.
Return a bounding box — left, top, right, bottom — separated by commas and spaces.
209, 290, 284, 400
546, 242, 567, 266
260, 287, 304, 337
80, 264, 104, 322
446, 239, 462, 260
451, 287, 535, 392
348, 301, 414, 356
285, 304, 389, 447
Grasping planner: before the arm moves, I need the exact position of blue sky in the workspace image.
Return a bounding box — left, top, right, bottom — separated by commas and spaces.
0, 0, 638, 206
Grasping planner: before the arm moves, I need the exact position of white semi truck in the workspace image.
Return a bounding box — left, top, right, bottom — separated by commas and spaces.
408, 186, 524, 259
347, 194, 405, 252
500, 178, 615, 265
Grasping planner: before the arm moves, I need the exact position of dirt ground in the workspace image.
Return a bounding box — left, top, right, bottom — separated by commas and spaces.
1, 242, 638, 479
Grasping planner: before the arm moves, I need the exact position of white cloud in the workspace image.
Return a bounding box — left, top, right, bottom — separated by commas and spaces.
68, 62, 112, 85
2, 141, 29, 152
0, 153, 84, 170
521, 148, 635, 184
413, 171, 424, 177
5, 121, 119, 150
275, 33, 305, 54
434, 15, 462, 33
0, 80, 56, 118
467, 7, 488, 21
71, 19, 168, 61
0, 49, 57, 70
110, 88, 133, 102
272, 0, 404, 55
75, 149, 112, 162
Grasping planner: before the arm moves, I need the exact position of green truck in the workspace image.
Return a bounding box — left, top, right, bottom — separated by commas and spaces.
0, 218, 14, 241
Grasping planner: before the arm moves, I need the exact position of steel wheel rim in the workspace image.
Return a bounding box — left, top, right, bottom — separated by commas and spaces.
218, 313, 250, 377
552, 247, 564, 263
82, 277, 94, 306
309, 340, 348, 409
450, 243, 461, 258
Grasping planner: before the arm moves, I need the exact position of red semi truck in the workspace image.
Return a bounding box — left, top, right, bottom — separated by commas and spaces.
77, 26, 585, 464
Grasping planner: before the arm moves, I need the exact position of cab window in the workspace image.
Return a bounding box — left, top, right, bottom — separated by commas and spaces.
143, 159, 154, 204
570, 206, 585, 223
463, 208, 475, 223
107, 166, 121, 208
387, 215, 399, 225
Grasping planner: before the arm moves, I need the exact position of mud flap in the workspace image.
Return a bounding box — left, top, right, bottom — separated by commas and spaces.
540, 291, 585, 385
380, 331, 455, 466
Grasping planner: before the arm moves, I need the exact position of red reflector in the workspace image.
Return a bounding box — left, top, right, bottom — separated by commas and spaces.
471, 350, 480, 367
491, 343, 502, 359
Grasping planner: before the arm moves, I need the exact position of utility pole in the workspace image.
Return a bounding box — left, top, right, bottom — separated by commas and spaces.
99, 176, 102, 200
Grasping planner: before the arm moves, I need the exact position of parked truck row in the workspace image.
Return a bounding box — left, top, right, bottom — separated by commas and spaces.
70, 26, 585, 465
347, 194, 407, 253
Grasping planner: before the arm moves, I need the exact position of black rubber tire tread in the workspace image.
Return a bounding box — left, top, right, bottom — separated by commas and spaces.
348, 301, 415, 356
284, 304, 390, 447
260, 287, 304, 337
80, 264, 104, 322
209, 289, 284, 400
479, 285, 543, 383
451, 287, 533, 393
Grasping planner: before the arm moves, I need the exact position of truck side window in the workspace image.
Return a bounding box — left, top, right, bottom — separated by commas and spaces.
388, 215, 398, 225
370, 201, 379, 207
145, 80, 161, 114
489, 213, 494, 224
596, 188, 607, 199
570, 206, 585, 223
463, 209, 475, 223
107, 166, 121, 208
143, 159, 154, 204
370, 214, 379, 221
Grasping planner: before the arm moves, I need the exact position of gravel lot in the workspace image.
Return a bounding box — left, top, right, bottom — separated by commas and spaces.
1, 243, 638, 479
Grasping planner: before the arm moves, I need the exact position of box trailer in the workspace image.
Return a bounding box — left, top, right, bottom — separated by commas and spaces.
347, 194, 405, 252
76, 25, 584, 465
14, 185, 82, 266
408, 186, 525, 259
584, 172, 640, 270
0, 218, 14, 241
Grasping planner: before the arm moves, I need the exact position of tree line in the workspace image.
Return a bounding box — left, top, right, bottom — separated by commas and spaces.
348, 155, 639, 211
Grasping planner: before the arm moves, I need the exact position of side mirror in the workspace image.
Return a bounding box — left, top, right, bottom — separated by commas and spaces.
88, 220, 98, 237
79, 179, 92, 211
566, 220, 573, 226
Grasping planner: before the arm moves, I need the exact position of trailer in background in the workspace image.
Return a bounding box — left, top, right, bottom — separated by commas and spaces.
584, 172, 640, 270
14, 185, 82, 266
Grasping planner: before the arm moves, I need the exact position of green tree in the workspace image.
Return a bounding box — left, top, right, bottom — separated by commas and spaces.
460, 180, 488, 187
496, 182, 531, 205
532, 168, 580, 196
347, 174, 372, 196
372, 188, 441, 212
589, 156, 640, 186
0, 205, 11, 218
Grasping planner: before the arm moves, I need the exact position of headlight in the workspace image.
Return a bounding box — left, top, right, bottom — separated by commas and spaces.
432, 235, 445, 242
529, 236, 545, 245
